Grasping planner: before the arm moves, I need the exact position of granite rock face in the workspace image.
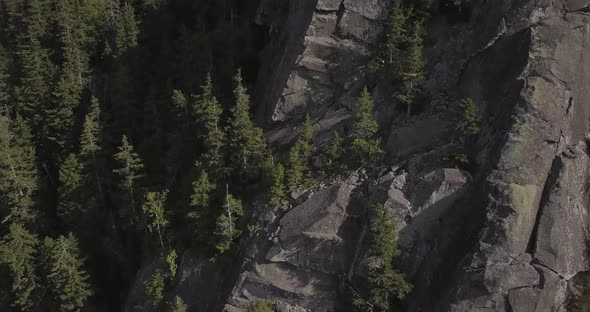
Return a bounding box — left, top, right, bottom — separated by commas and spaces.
125, 0, 590, 311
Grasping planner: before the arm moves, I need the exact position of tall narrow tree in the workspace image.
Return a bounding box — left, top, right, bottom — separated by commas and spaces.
114, 2, 140, 56
57, 153, 83, 225
193, 74, 226, 180
227, 71, 267, 180
215, 185, 243, 254
113, 135, 144, 220
350, 87, 382, 167
0, 114, 38, 223
143, 190, 169, 250
0, 223, 39, 311
42, 234, 93, 312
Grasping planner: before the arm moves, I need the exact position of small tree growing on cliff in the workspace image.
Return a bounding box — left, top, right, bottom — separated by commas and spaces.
286, 114, 313, 191
350, 87, 383, 167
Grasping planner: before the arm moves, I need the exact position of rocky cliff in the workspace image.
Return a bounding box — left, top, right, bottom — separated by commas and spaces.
125, 0, 590, 311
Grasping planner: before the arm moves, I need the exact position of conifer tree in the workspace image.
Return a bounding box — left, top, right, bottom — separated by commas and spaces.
114, 2, 140, 56
143, 190, 169, 250
42, 234, 92, 312
170, 296, 187, 312
0, 50, 10, 108
79, 96, 104, 201
286, 114, 313, 191
0, 114, 38, 223
113, 135, 144, 219
145, 269, 165, 307
227, 71, 267, 179
57, 153, 83, 224
350, 87, 383, 167
364, 203, 412, 311
397, 18, 425, 117
0, 223, 39, 311
268, 160, 286, 206
385, 2, 408, 65
188, 171, 215, 228
215, 186, 243, 254
325, 132, 345, 175
193, 74, 226, 180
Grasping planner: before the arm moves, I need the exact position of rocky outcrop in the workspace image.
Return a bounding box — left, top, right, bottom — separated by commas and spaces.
224, 179, 365, 311
255, 0, 391, 147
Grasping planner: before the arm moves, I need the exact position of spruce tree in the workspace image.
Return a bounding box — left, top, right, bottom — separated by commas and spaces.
325, 132, 345, 175
113, 135, 144, 219
79, 96, 103, 200
169, 296, 187, 312
0, 223, 39, 311
215, 186, 243, 254
57, 153, 83, 224
193, 74, 226, 180
361, 203, 412, 311
268, 160, 286, 207
397, 18, 425, 117
0, 114, 38, 223
350, 87, 383, 167
145, 269, 165, 307
385, 2, 408, 65
227, 71, 267, 179
286, 114, 313, 191
42, 234, 92, 312
114, 2, 140, 56
188, 171, 215, 227
143, 190, 169, 250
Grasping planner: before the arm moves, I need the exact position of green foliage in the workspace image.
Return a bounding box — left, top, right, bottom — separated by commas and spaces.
350, 87, 383, 167
385, 2, 409, 66
227, 71, 268, 180
188, 170, 215, 237
457, 98, 480, 136
443, 151, 470, 170
80, 96, 101, 159
113, 135, 144, 220
355, 203, 412, 311
114, 3, 140, 56
0, 114, 38, 223
145, 269, 165, 307
0, 223, 39, 310
396, 18, 426, 117
193, 74, 226, 180
57, 153, 84, 224
268, 160, 286, 206
143, 190, 170, 250
287, 114, 313, 191
247, 222, 262, 236
166, 250, 177, 279
215, 188, 244, 254
169, 296, 187, 312
573, 273, 590, 312
324, 132, 346, 175
248, 299, 275, 312
42, 234, 92, 312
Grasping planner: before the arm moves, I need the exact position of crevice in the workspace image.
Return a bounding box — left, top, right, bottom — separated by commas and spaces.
335, 0, 346, 28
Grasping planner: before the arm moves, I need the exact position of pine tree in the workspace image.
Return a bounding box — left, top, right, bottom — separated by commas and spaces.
0, 114, 38, 223
169, 296, 187, 312
143, 190, 169, 250
385, 2, 408, 65
0, 50, 10, 108
57, 153, 83, 224
0, 223, 39, 311
193, 74, 226, 180
457, 98, 480, 136
286, 114, 313, 191
325, 132, 345, 175
42, 234, 92, 312
363, 203, 412, 311
188, 170, 215, 228
397, 18, 425, 117
79, 96, 104, 201
114, 2, 140, 56
145, 269, 165, 307
350, 87, 382, 167
268, 160, 286, 207
113, 135, 144, 219
215, 186, 243, 254
227, 71, 267, 179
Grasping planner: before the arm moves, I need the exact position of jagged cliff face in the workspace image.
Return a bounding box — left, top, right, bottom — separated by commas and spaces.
125, 0, 590, 311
